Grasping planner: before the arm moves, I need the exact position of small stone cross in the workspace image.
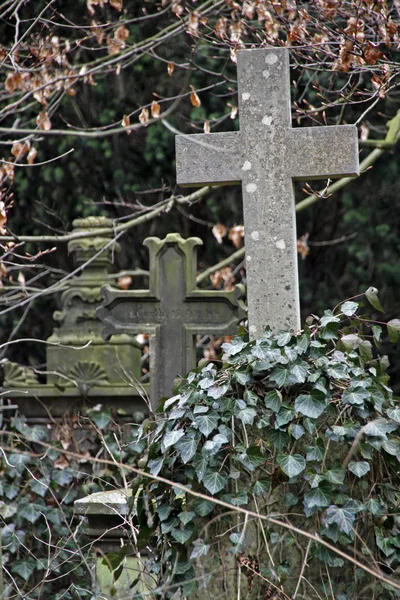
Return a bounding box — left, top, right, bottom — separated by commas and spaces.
97, 233, 245, 407
176, 48, 359, 339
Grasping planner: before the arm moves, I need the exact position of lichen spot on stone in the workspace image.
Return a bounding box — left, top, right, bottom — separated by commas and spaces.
262, 115, 273, 126
246, 182, 257, 193
251, 231, 260, 241
275, 239, 286, 250
247, 255, 252, 262
242, 92, 250, 101
265, 53, 278, 65
242, 160, 252, 171
249, 325, 257, 334
263, 69, 270, 79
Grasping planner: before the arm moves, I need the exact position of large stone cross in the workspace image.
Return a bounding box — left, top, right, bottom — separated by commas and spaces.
97, 233, 245, 408
176, 48, 359, 339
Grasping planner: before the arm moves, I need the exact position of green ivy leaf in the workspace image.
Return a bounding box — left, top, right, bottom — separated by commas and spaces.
192, 499, 214, 516
387, 408, 400, 424
192, 455, 208, 482
277, 454, 306, 478
148, 458, 164, 476
275, 407, 294, 428
365, 287, 384, 313
348, 461, 370, 478
264, 390, 282, 412
207, 382, 230, 399
19, 502, 43, 524
190, 539, 210, 559
269, 366, 289, 387
176, 434, 200, 464
295, 394, 327, 419
163, 429, 185, 449
340, 301, 359, 316
252, 478, 270, 495
276, 332, 292, 347
324, 467, 346, 485
221, 338, 247, 356
91, 411, 112, 429
171, 527, 193, 544
290, 424, 305, 440
304, 484, 331, 509
287, 361, 308, 384
202, 471, 228, 495
342, 387, 370, 406
324, 504, 356, 535
237, 407, 257, 425
11, 559, 37, 581
178, 511, 196, 525
195, 413, 219, 437
364, 419, 397, 438
375, 533, 396, 557
387, 319, 400, 342
320, 311, 340, 326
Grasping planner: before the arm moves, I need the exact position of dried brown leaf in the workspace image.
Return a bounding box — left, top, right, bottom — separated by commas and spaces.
11, 141, 30, 159
117, 275, 132, 290
139, 108, 149, 124
0, 201, 7, 234
297, 234, 309, 260
114, 25, 129, 43
215, 17, 227, 39
5, 72, 22, 93
110, 0, 122, 10
212, 224, 227, 244
228, 225, 244, 248
167, 62, 175, 76
190, 86, 201, 107
203, 120, 211, 133
36, 111, 52, 131
151, 100, 161, 118
122, 114, 131, 134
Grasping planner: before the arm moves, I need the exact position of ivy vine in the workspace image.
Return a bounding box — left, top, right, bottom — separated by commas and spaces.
131, 296, 400, 599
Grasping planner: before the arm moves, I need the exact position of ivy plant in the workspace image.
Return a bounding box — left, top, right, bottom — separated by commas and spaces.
130, 296, 400, 599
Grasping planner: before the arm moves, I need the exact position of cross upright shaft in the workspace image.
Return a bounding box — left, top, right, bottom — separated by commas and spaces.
176, 48, 359, 339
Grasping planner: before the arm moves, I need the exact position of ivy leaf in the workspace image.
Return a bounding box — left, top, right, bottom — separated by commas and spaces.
11, 559, 37, 581
275, 407, 294, 428
324, 505, 355, 535
192, 455, 208, 482
342, 388, 369, 406
190, 539, 210, 559
304, 484, 331, 509
171, 527, 193, 543
324, 467, 346, 485
179, 511, 196, 525
207, 382, 230, 399
277, 454, 306, 478
295, 394, 327, 419
320, 311, 340, 326
176, 434, 200, 464
252, 478, 270, 495
276, 332, 292, 347
387, 408, 400, 424
192, 499, 214, 516
376, 533, 396, 557
221, 338, 247, 356
348, 461, 370, 478
287, 361, 308, 384
234, 370, 251, 386
19, 502, 43, 524
148, 458, 164, 476
269, 366, 289, 387
264, 390, 282, 412
340, 301, 359, 316
364, 419, 397, 438
365, 286, 384, 312
195, 413, 219, 437
236, 445, 264, 471
387, 319, 400, 343
237, 407, 257, 425
91, 411, 111, 429
163, 429, 185, 449
290, 424, 305, 440
203, 471, 228, 495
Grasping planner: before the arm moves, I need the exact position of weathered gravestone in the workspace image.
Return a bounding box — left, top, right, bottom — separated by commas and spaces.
2, 217, 146, 420
97, 233, 245, 408
176, 47, 359, 338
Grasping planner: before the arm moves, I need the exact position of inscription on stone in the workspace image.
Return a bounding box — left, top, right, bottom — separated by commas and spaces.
176, 48, 359, 338
97, 233, 245, 407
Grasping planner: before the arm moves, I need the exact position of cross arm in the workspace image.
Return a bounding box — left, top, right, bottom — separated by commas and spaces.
290, 125, 359, 180
176, 131, 242, 186
97, 285, 160, 340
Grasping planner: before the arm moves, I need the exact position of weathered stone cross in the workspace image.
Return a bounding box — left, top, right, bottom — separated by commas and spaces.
97, 233, 245, 408
176, 48, 359, 338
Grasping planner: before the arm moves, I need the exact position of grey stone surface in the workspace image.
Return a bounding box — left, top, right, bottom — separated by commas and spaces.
98, 233, 245, 406
176, 48, 359, 338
